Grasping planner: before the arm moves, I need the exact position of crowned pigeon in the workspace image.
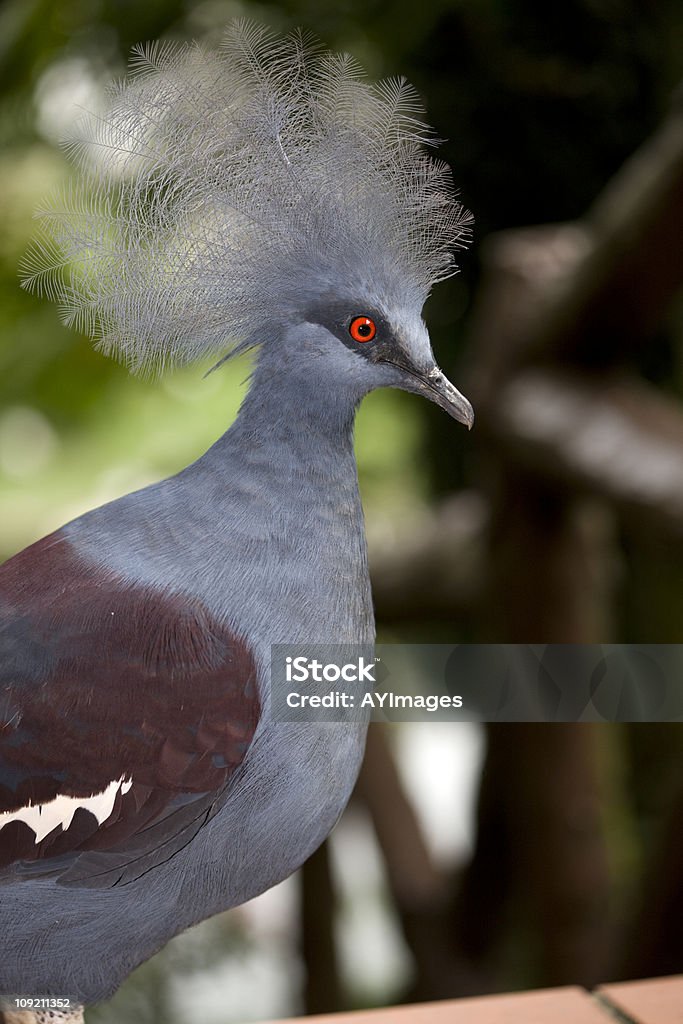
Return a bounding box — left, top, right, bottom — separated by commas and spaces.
0, 23, 472, 1022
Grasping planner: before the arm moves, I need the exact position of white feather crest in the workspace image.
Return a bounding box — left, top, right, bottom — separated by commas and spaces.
21, 21, 472, 374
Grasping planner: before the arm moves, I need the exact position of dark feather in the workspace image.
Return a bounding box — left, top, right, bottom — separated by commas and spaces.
0, 531, 260, 881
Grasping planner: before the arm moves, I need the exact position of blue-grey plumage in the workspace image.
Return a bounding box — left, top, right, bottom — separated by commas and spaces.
1, 21, 473, 1018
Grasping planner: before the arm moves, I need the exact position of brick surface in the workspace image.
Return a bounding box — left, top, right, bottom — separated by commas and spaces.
261, 986, 612, 1024
598, 975, 683, 1024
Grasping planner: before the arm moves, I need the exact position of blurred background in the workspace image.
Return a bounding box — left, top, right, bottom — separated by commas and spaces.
1, 0, 682, 1021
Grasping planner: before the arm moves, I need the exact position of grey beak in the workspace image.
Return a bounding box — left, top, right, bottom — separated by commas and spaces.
418, 366, 474, 429
384, 357, 474, 429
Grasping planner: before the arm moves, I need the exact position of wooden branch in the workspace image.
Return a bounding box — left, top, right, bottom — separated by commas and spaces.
488, 369, 683, 537
468, 89, 683, 392
301, 841, 343, 1014
355, 726, 445, 909
354, 726, 472, 1000
508, 724, 613, 987
457, 724, 614, 988
618, 778, 683, 979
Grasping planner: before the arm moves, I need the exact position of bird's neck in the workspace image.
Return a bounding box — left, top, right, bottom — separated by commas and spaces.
209, 351, 362, 476
187, 350, 372, 647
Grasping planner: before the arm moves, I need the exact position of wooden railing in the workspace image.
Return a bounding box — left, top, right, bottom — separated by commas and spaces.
263, 975, 682, 1024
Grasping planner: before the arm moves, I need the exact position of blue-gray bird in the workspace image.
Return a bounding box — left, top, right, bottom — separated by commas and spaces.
0, 23, 472, 1022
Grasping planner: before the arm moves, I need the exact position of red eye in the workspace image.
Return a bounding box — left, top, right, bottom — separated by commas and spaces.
349, 316, 377, 343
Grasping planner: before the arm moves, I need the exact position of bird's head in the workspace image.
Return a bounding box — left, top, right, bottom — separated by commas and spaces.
271, 301, 473, 428
21, 21, 473, 430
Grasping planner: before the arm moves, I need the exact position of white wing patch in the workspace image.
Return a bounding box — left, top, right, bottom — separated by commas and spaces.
0, 777, 133, 843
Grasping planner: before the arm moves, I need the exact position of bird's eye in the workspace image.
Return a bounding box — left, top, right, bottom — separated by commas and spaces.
349, 316, 377, 343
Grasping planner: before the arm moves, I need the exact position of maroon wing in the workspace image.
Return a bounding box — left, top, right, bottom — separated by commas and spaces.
0, 530, 260, 886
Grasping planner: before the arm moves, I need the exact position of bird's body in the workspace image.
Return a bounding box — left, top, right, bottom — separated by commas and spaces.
0, 22, 472, 1016
1, 348, 371, 1002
